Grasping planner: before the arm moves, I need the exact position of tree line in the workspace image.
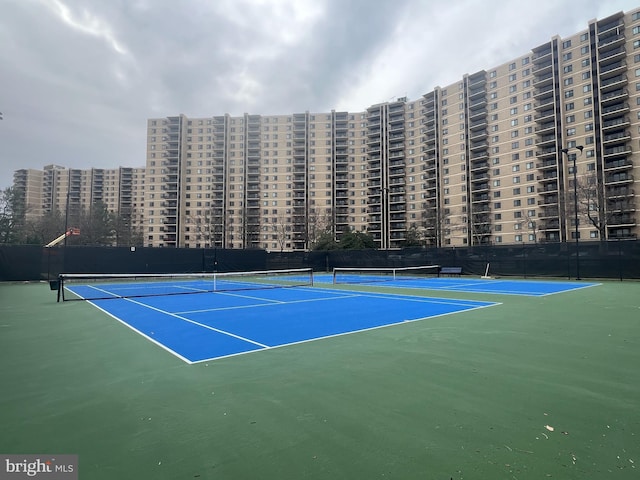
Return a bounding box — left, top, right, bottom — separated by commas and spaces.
0, 187, 144, 246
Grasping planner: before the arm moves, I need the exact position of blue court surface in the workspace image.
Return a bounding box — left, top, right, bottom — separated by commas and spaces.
73, 286, 498, 364
321, 274, 600, 296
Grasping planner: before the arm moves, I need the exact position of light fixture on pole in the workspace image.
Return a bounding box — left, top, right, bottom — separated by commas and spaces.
560, 145, 584, 280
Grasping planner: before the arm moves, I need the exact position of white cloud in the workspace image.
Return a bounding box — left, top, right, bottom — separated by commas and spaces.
2, 0, 640, 190
42, 0, 129, 55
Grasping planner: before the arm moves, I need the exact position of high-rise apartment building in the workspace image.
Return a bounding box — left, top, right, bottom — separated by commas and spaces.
13, 164, 146, 234
145, 112, 374, 249
13, 8, 640, 250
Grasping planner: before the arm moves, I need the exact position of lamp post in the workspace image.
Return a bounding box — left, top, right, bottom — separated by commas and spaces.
560, 145, 584, 280
64, 170, 71, 248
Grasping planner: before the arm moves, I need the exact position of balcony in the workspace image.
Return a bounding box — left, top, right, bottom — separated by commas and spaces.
605, 172, 633, 185
533, 85, 554, 100
602, 116, 630, 131
604, 157, 633, 171
533, 73, 554, 87
536, 148, 556, 159
538, 196, 558, 206
469, 129, 488, 141
540, 220, 560, 230
598, 34, 625, 51
472, 183, 490, 193
468, 88, 485, 99
534, 122, 555, 134
469, 119, 488, 131
534, 109, 555, 122
603, 145, 632, 160
470, 172, 489, 182
599, 60, 627, 80
602, 130, 631, 145
536, 135, 557, 147
601, 88, 628, 106
536, 159, 558, 170
469, 108, 486, 121
470, 151, 489, 162
608, 214, 636, 226
601, 102, 629, 118
470, 141, 489, 152
600, 75, 627, 93
469, 98, 487, 111
607, 187, 634, 198
534, 97, 555, 109
532, 47, 552, 62
537, 184, 558, 193
532, 60, 553, 73
599, 46, 626, 64
470, 160, 489, 171
537, 172, 558, 182
472, 194, 490, 203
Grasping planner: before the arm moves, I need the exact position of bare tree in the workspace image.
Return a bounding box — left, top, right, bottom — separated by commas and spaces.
272, 214, 290, 252
307, 208, 333, 245
575, 173, 609, 241
522, 211, 539, 243
470, 211, 492, 245
421, 206, 450, 247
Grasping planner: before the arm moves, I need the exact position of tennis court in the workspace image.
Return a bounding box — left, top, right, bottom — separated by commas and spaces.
324, 270, 600, 296
1, 273, 639, 480
61, 272, 497, 363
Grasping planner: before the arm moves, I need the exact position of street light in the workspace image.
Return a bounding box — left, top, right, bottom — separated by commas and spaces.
560, 145, 584, 280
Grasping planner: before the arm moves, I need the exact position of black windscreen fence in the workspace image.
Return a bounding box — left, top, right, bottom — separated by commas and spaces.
1, 240, 638, 282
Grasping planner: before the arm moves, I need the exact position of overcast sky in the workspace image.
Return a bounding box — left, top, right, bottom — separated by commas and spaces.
1, 0, 638, 190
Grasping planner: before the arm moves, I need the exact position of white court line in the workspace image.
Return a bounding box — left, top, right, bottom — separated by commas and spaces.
538, 282, 601, 297
175, 294, 361, 315
303, 286, 498, 308
65, 286, 194, 363
213, 290, 286, 304
88, 301, 195, 364
349, 292, 499, 307
75, 284, 499, 365
83, 284, 269, 349
327, 278, 598, 297
190, 301, 500, 364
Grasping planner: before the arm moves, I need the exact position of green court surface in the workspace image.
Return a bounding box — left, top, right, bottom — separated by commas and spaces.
1, 280, 639, 479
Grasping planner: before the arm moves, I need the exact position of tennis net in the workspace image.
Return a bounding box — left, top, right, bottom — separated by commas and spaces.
56, 268, 314, 302
332, 265, 440, 285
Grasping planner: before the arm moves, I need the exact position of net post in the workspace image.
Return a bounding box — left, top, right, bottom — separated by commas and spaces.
57, 274, 63, 302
